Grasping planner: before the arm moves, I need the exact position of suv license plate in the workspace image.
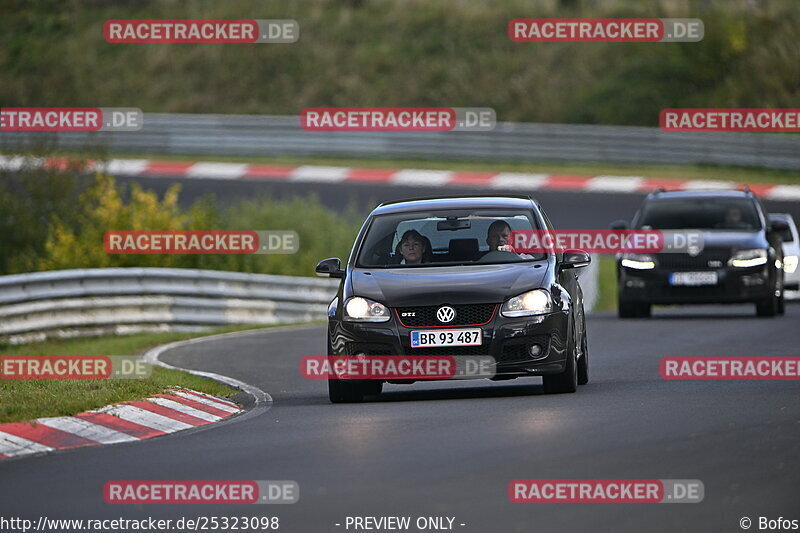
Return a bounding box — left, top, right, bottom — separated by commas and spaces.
669, 271, 719, 286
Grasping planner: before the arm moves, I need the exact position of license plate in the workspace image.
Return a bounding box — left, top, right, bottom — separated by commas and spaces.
410, 329, 482, 348
669, 271, 719, 286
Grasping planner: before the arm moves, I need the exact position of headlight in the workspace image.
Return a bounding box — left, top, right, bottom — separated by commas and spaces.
729, 249, 768, 268
501, 289, 552, 317
784, 255, 798, 274
343, 297, 390, 322
621, 253, 656, 270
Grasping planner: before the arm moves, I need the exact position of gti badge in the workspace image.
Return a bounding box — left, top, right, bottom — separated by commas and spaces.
436, 305, 456, 323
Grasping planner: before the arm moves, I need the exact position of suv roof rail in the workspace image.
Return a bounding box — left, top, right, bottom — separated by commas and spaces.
647, 187, 666, 196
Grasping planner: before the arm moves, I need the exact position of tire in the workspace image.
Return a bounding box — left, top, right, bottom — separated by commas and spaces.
577, 332, 589, 386
618, 300, 637, 318
363, 380, 384, 396
543, 337, 578, 394
618, 300, 650, 318
756, 294, 778, 317
328, 378, 366, 403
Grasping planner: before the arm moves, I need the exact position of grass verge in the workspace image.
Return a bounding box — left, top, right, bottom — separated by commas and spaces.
595, 255, 619, 313
0, 324, 299, 424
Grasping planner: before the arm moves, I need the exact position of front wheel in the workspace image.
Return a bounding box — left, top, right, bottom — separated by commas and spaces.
756, 294, 778, 317
328, 378, 367, 403
618, 299, 651, 318
577, 333, 589, 385
543, 339, 578, 394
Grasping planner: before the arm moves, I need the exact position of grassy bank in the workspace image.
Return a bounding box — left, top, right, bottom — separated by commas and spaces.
595, 255, 619, 312
2, 0, 798, 126
0, 324, 283, 423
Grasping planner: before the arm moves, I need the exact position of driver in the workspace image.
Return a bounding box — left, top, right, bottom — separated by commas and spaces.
722, 206, 749, 229
486, 220, 533, 258
487, 220, 515, 252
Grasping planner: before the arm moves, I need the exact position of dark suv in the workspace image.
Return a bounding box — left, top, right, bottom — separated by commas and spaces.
316, 196, 590, 403
614, 189, 786, 318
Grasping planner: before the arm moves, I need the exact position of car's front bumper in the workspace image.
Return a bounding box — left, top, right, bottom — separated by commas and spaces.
328, 309, 570, 382
619, 264, 774, 304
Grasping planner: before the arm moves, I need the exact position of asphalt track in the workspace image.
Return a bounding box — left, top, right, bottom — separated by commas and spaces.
1, 305, 799, 532
1, 175, 798, 532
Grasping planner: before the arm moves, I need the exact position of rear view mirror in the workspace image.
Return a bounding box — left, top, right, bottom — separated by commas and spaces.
437, 219, 471, 231
315, 257, 345, 278
770, 219, 790, 233
561, 250, 591, 269
609, 219, 628, 230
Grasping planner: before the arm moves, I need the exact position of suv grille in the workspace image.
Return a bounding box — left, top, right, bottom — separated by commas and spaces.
395, 304, 497, 328
656, 250, 730, 270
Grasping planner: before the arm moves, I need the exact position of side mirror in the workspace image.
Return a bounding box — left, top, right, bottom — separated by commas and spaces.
315, 258, 345, 278
561, 249, 591, 269
609, 219, 628, 230
770, 219, 790, 233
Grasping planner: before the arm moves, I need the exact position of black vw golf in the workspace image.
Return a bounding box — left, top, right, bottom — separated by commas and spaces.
315, 196, 591, 403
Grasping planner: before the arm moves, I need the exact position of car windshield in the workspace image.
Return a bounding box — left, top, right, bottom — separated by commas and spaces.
637, 197, 762, 231
356, 208, 546, 267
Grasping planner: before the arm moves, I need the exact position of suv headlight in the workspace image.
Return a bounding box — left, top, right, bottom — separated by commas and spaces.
501, 289, 552, 317
343, 297, 390, 322
729, 249, 768, 268
621, 253, 656, 270
784, 255, 798, 274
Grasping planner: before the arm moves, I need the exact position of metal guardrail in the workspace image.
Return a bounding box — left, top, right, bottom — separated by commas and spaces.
0, 264, 600, 345
2, 113, 799, 170
0, 268, 340, 345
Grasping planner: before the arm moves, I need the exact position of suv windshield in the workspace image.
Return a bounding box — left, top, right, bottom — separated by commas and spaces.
356, 209, 545, 267
637, 197, 762, 231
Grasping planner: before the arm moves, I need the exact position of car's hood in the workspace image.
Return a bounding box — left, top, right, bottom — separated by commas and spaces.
696, 230, 767, 251
349, 263, 550, 306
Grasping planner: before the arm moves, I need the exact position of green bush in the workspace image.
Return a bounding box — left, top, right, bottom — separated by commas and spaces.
1, 163, 361, 277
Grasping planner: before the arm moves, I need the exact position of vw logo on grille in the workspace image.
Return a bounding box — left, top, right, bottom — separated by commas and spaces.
436, 305, 456, 323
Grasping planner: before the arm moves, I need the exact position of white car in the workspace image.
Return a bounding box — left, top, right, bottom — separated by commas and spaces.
769, 213, 800, 294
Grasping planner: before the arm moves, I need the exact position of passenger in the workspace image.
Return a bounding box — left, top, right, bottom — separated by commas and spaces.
398, 229, 429, 264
